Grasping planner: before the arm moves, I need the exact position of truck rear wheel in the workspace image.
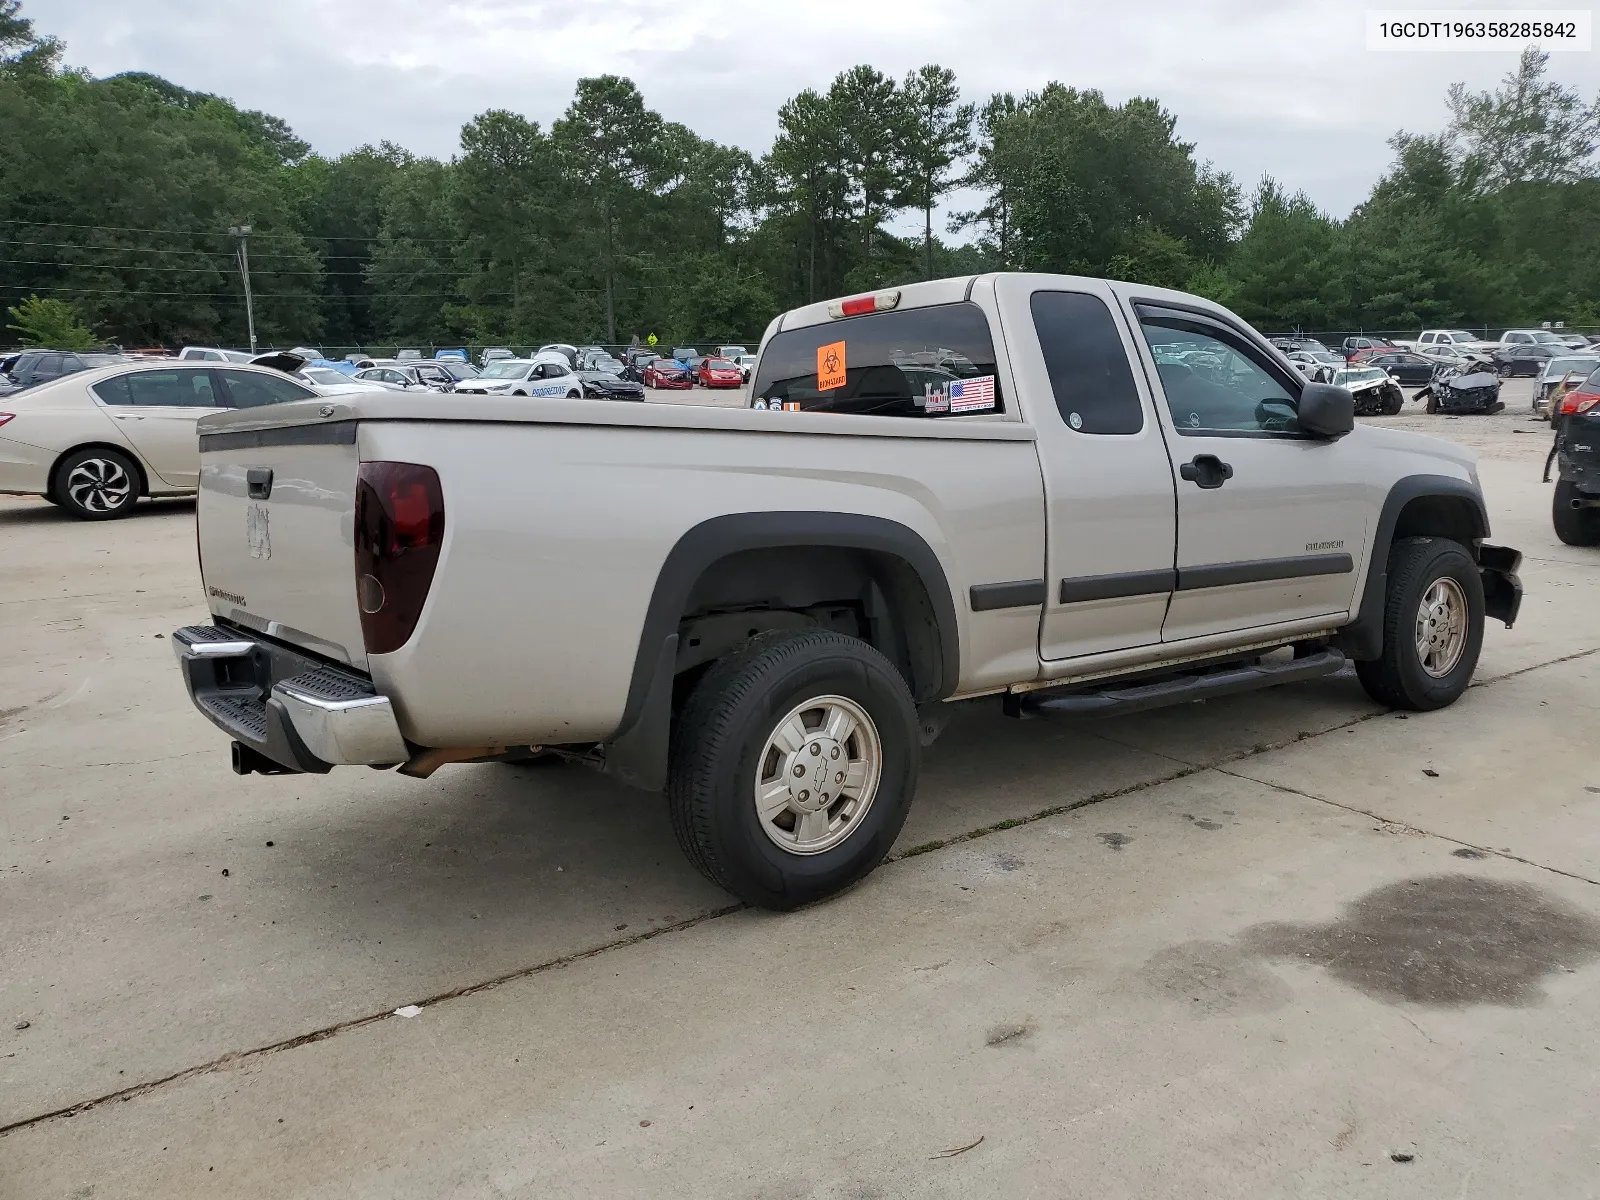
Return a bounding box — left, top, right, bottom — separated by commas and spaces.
667, 629, 919, 910
1355, 536, 1484, 711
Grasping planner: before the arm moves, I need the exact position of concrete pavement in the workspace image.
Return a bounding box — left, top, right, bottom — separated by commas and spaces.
3, 398, 1599, 1197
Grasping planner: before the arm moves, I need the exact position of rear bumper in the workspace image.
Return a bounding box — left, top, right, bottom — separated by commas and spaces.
173, 624, 407, 773
0, 435, 55, 495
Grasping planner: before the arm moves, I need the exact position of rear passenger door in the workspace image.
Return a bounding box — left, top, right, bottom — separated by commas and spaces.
1007, 284, 1178, 660
91, 367, 226, 488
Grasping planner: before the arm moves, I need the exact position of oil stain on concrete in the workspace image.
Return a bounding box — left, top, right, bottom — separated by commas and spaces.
1140, 940, 1294, 1016
1239, 875, 1600, 1007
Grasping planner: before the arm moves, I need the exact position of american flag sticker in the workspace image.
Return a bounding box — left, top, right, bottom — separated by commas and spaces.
948, 375, 996, 413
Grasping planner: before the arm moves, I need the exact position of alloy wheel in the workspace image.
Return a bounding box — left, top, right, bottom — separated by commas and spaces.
1415, 576, 1468, 677
753, 695, 881, 855
65, 457, 133, 514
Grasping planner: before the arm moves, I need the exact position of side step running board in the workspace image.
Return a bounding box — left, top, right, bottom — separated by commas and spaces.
1004, 648, 1346, 720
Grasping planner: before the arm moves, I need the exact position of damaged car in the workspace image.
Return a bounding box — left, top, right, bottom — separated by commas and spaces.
1330, 365, 1405, 415
1416, 362, 1504, 415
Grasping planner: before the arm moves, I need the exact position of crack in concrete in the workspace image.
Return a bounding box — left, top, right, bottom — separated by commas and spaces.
3, 644, 1595, 1138
1213, 764, 1600, 889
0, 905, 741, 1139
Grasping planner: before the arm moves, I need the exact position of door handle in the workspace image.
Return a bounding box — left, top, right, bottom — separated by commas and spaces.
112, 414, 144, 421
1180, 454, 1233, 489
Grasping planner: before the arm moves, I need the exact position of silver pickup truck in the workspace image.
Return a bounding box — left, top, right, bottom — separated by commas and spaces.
172, 274, 1522, 909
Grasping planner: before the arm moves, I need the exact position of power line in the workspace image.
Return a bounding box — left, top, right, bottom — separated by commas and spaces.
0, 283, 485, 298
0, 257, 456, 277
0, 238, 346, 261
0, 218, 462, 244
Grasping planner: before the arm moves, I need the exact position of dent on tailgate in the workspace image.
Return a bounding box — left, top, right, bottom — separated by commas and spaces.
199, 436, 368, 668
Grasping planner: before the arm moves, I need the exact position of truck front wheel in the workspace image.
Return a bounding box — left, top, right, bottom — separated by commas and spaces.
667, 629, 919, 910
1355, 536, 1484, 711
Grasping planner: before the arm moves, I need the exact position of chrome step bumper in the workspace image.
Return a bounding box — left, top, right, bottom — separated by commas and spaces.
173, 625, 407, 773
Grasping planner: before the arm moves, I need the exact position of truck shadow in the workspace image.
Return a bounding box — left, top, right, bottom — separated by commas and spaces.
254, 669, 1379, 991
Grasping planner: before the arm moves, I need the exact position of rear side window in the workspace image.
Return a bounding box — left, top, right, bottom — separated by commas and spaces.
100, 369, 219, 407
218, 369, 315, 409
1029, 291, 1143, 434
752, 301, 1001, 417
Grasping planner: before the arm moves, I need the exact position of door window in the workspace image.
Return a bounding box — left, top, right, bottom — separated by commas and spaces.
217, 369, 315, 409
1030, 291, 1143, 434
95, 368, 219, 406
1136, 311, 1302, 435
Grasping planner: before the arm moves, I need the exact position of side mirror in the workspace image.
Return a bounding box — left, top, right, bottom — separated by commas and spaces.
1298, 382, 1355, 438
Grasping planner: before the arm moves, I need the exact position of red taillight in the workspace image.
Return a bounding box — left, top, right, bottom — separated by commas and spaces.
354, 461, 445, 655
1558, 391, 1600, 416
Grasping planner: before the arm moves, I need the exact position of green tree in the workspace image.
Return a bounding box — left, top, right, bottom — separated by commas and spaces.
951, 93, 1021, 265
0, 0, 59, 74
828, 66, 906, 266
6, 294, 96, 347
552, 76, 665, 341
762, 88, 850, 303
898, 65, 973, 280
1444, 47, 1600, 190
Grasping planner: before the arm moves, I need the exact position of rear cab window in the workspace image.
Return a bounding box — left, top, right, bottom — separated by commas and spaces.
1029, 291, 1143, 434
751, 301, 1002, 418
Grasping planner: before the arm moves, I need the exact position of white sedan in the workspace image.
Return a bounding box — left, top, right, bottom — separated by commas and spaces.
454, 352, 584, 397
0, 360, 323, 519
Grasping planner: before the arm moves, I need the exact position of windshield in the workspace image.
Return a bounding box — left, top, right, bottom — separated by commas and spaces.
705, 358, 735, 369
438, 361, 479, 379
480, 361, 531, 379
1548, 357, 1596, 376
1335, 368, 1387, 385
304, 368, 350, 385
672, 348, 696, 359
1531, 331, 1564, 344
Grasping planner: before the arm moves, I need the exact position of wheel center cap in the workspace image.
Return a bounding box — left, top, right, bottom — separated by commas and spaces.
788, 736, 843, 811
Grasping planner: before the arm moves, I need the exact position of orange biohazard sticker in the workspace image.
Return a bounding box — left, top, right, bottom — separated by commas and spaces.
816, 340, 847, 391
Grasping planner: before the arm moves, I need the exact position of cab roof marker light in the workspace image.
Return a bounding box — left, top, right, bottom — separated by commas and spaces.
827, 290, 901, 319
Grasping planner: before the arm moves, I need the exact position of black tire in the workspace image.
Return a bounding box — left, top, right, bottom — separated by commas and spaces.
667, 629, 919, 910
1553, 481, 1600, 546
1355, 536, 1484, 711
52, 447, 141, 520
566, 389, 580, 399
1382, 386, 1404, 415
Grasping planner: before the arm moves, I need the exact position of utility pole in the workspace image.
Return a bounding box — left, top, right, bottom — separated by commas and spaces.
229, 225, 257, 353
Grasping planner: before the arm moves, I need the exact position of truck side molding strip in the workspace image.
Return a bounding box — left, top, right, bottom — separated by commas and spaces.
1177, 553, 1353, 591
1059, 569, 1176, 604
969, 579, 1047, 611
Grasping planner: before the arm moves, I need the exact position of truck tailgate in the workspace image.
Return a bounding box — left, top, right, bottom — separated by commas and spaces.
197, 424, 367, 670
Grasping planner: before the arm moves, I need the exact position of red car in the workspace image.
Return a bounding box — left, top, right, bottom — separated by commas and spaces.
643, 359, 692, 389
696, 357, 745, 388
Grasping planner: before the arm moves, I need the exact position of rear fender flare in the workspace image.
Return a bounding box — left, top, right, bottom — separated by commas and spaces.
603, 512, 960, 791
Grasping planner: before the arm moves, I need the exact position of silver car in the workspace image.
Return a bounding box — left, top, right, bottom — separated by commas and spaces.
0, 361, 319, 518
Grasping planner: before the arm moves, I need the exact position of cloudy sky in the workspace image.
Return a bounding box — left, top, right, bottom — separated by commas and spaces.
39, 0, 1600, 228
